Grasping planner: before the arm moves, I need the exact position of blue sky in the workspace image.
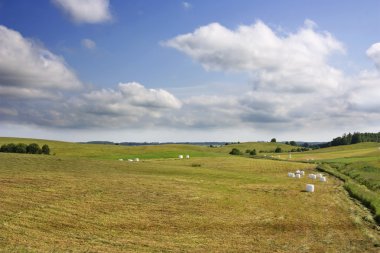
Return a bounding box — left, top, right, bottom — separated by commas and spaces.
0, 0, 379, 142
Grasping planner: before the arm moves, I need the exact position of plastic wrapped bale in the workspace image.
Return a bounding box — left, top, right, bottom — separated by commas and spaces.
300, 171, 305, 176
118, 159, 123, 161
186, 155, 190, 159
178, 155, 183, 159
128, 159, 133, 162
296, 170, 301, 174
295, 174, 301, 179
306, 184, 314, 192
309, 174, 317, 180
290, 173, 296, 178
135, 158, 139, 162
316, 173, 323, 178
288, 172, 293, 177
320, 177, 327, 182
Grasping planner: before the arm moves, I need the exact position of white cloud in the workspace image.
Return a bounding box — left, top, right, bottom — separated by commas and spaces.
81, 38, 96, 50
52, 0, 112, 24
0, 25, 82, 94
182, 2, 192, 10
164, 20, 345, 93
367, 42, 380, 69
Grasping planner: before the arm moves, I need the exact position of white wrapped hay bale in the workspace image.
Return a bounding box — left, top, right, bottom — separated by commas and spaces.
118, 158, 123, 161
320, 177, 327, 182
186, 155, 190, 159
295, 174, 301, 179
306, 184, 314, 192
128, 159, 133, 162
134, 158, 139, 162
300, 171, 305, 176
288, 172, 294, 177
178, 155, 183, 159
309, 174, 317, 180
316, 173, 323, 178
296, 170, 301, 174
290, 173, 295, 178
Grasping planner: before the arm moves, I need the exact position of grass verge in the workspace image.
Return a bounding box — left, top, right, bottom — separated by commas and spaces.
317, 163, 380, 224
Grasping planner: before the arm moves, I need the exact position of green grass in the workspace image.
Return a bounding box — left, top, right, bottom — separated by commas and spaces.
317, 163, 380, 224
0, 138, 379, 251
0, 137, 225, 160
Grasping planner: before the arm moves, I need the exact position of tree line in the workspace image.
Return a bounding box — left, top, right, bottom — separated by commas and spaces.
321, 132, 380, 147
0, 143, 50, 155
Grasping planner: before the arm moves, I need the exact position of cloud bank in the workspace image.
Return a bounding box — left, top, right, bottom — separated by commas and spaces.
0, 25, 82, 101
1, 20, 380, 140
52, 0, 112, 24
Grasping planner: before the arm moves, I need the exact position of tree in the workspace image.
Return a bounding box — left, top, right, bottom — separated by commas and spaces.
250, 149, 257, 156
15, 143, 27, 153
275, 147, 282, 153
245, 149, 251, 153
351, 132, 362, 144
41, 144, 50, 155
289, 141, 297, 146
0, 144, 7, 152
270, 138, 276, 143
229, 148, 242, 155
27, 143, 42, 154
5, 143, 16, 153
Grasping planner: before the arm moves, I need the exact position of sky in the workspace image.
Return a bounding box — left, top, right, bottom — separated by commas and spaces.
0, 0, 379, 142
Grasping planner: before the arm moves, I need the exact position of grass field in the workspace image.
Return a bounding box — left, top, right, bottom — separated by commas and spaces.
0, 138, 379, 252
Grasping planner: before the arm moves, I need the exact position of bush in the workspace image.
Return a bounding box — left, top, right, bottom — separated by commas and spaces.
229, 148, 242, 155
27, 143, 42, 154
275, 147, 282, 153
41, 144, 50, 155
270, 138, 276, 143
250, 149, 257, 156
15, 143, 27, 153
245, 149, 251, 153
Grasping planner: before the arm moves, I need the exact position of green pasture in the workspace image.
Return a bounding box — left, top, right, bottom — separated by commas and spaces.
0, 138, 379, 252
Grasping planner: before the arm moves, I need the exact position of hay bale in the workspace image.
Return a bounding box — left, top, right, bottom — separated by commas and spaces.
320, 177, 327, 182
309, 174, 317, 179
118, 159, 123, 161
178, 155, 183, 159
296, 170, 301, 174
300, 171, 305, 176
295, 174, 301, 179
306, 184, 314, 192
128, 159, 133, 162
134, 158, 139, 162
316, 173, 323, 178
186, 155, 190, 159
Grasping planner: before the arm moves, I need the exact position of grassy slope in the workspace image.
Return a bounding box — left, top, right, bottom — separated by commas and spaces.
0, 137, 224, 160
0, 138, 379, 251
288, 142, 380, 162
214, 142, 296, 154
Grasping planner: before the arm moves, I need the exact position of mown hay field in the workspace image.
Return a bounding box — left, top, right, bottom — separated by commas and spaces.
0, 143, 379, 252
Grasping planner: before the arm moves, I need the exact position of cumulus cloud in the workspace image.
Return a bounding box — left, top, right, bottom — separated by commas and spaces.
162, 20, 380, 134
52, 0, 112, 24
81, 38, 96, 50
164, 20, 345, 93
0, 25, 82, 95
367, 42, 380, 69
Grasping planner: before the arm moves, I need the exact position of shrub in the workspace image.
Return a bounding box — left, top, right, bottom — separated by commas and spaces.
275, 147, 282, 153
250, 149, 257, 156
41, 144, 50, 155
245, 149, 251, 153
15, 143, 27, 153
229, 148, 242, 155
27, 143, 42, 154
